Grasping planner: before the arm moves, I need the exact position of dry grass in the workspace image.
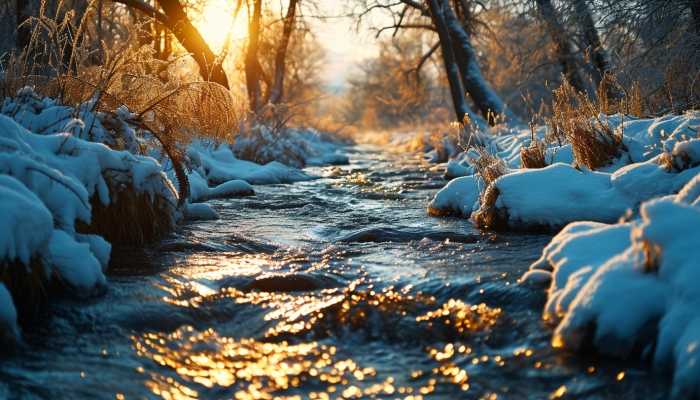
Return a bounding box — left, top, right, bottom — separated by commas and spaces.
469, 146, 508, 187
0, 259, 49, 325
76, 175, 176, 246
597, 75, 644, 118
547, 80, 624, 170
1, 1, 244, 206
520, 140, 547, 169
472, 185, 507, 231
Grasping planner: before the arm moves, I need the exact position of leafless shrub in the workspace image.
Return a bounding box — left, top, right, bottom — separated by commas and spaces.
597, 74, 644, 118
520, 140, 547, 169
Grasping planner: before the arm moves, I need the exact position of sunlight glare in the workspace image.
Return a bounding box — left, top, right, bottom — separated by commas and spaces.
194, 0, 247, 53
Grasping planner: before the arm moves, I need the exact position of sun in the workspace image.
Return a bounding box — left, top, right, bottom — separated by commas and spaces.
194, 0, 247, 53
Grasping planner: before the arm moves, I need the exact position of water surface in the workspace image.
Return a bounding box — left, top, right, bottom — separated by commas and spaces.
0, 145, 667, 399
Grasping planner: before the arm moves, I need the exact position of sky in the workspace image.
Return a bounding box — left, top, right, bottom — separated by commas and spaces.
309, 3, 385, 91
194, 0, 389, 92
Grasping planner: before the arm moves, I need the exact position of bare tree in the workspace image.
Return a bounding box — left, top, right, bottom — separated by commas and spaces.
425, 0, 475, 125
534, 0, 589, 94
571, 0, 612, 86
115, 0, 229, 88
267, 0, 299, 105
443, 0, 519, 124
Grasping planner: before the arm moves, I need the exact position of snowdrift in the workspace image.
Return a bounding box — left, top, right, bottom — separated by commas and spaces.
521, 176, 700, 398
429, 112, 700, 231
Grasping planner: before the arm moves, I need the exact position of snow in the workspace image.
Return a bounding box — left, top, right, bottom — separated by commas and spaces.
0, 175, 53, 265
430, 111, 700, 230
47, 230, 106, 293
230, 125, 349, 169
188, 170, 254, 203
521, 178, 700, 397
188, 142, 314, 185
492, 163, 631, 228
427, 175, 480, 217
185, 202, 220, 221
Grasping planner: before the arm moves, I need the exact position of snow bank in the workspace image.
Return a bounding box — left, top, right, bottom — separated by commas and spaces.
521, 176, 700, 398
188, 142, 314, 185
0, 88, 179, 339
188, 170, 253, 203
0, 175, 53, 265
427, 175, 480, 217
185, 202, 220, 221
430, 112, 700, 230
231, 125, 349, 168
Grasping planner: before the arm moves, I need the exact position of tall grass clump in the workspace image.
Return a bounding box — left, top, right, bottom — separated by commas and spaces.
468, 147, 509, 230
1, 0, 243, 244
520, 123, 547, 169
547, 80, 624, 170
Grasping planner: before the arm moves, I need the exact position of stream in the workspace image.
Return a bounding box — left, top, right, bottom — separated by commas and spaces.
0, 145, 668, 399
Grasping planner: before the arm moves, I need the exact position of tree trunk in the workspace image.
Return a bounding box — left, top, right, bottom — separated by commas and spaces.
155, 0, 229, 89
426, 0, 475, 126
266, 0, 299, 105
572, 0, 611, 85
691, 0, 700, 36
442, 0, 518, 125
535, 0, 590, 95
245, 0, 264, 111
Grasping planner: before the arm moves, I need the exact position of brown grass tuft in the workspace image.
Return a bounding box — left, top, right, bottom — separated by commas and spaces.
548, 80, 624, 170
0, 258, 49, 325
76, 176, 176, 246
472, 185, 508, 231
520, 139, 547, 169
469, 146, 508, 186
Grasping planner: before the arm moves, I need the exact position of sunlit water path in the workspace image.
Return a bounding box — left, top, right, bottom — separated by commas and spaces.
0, 145, 667, 399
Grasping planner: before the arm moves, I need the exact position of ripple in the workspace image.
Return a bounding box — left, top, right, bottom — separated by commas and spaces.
337, 227, 479, 244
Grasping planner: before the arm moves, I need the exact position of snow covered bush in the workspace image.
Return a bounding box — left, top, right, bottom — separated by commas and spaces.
0, 89, 180, 340
1, 90, 179, 245
231, 123, 349, 169
521, 175, 700, 398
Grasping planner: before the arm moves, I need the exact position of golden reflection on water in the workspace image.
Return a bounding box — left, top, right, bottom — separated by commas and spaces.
416, 300, 502, 334
138, 274, 508, 399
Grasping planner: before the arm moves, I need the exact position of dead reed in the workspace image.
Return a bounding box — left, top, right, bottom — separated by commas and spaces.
547, 80, 624, 170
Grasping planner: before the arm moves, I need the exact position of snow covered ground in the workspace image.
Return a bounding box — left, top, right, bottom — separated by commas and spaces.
521, 176, 700, 398
0, 87, 349, 340
429, 112, 700, 230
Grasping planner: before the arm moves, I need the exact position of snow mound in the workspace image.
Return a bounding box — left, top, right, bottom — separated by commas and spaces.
430, 112, 700, 231
522, 178, 700, 398
188, 142, 314, 185
188, 170, 254, 203
0, 175, 53, 265
427, 175, 480, 217
185, 202, 219, 221
231, 125, 349, 168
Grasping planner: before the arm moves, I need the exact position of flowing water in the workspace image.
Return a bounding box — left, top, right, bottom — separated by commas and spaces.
0, 145, 668, 399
